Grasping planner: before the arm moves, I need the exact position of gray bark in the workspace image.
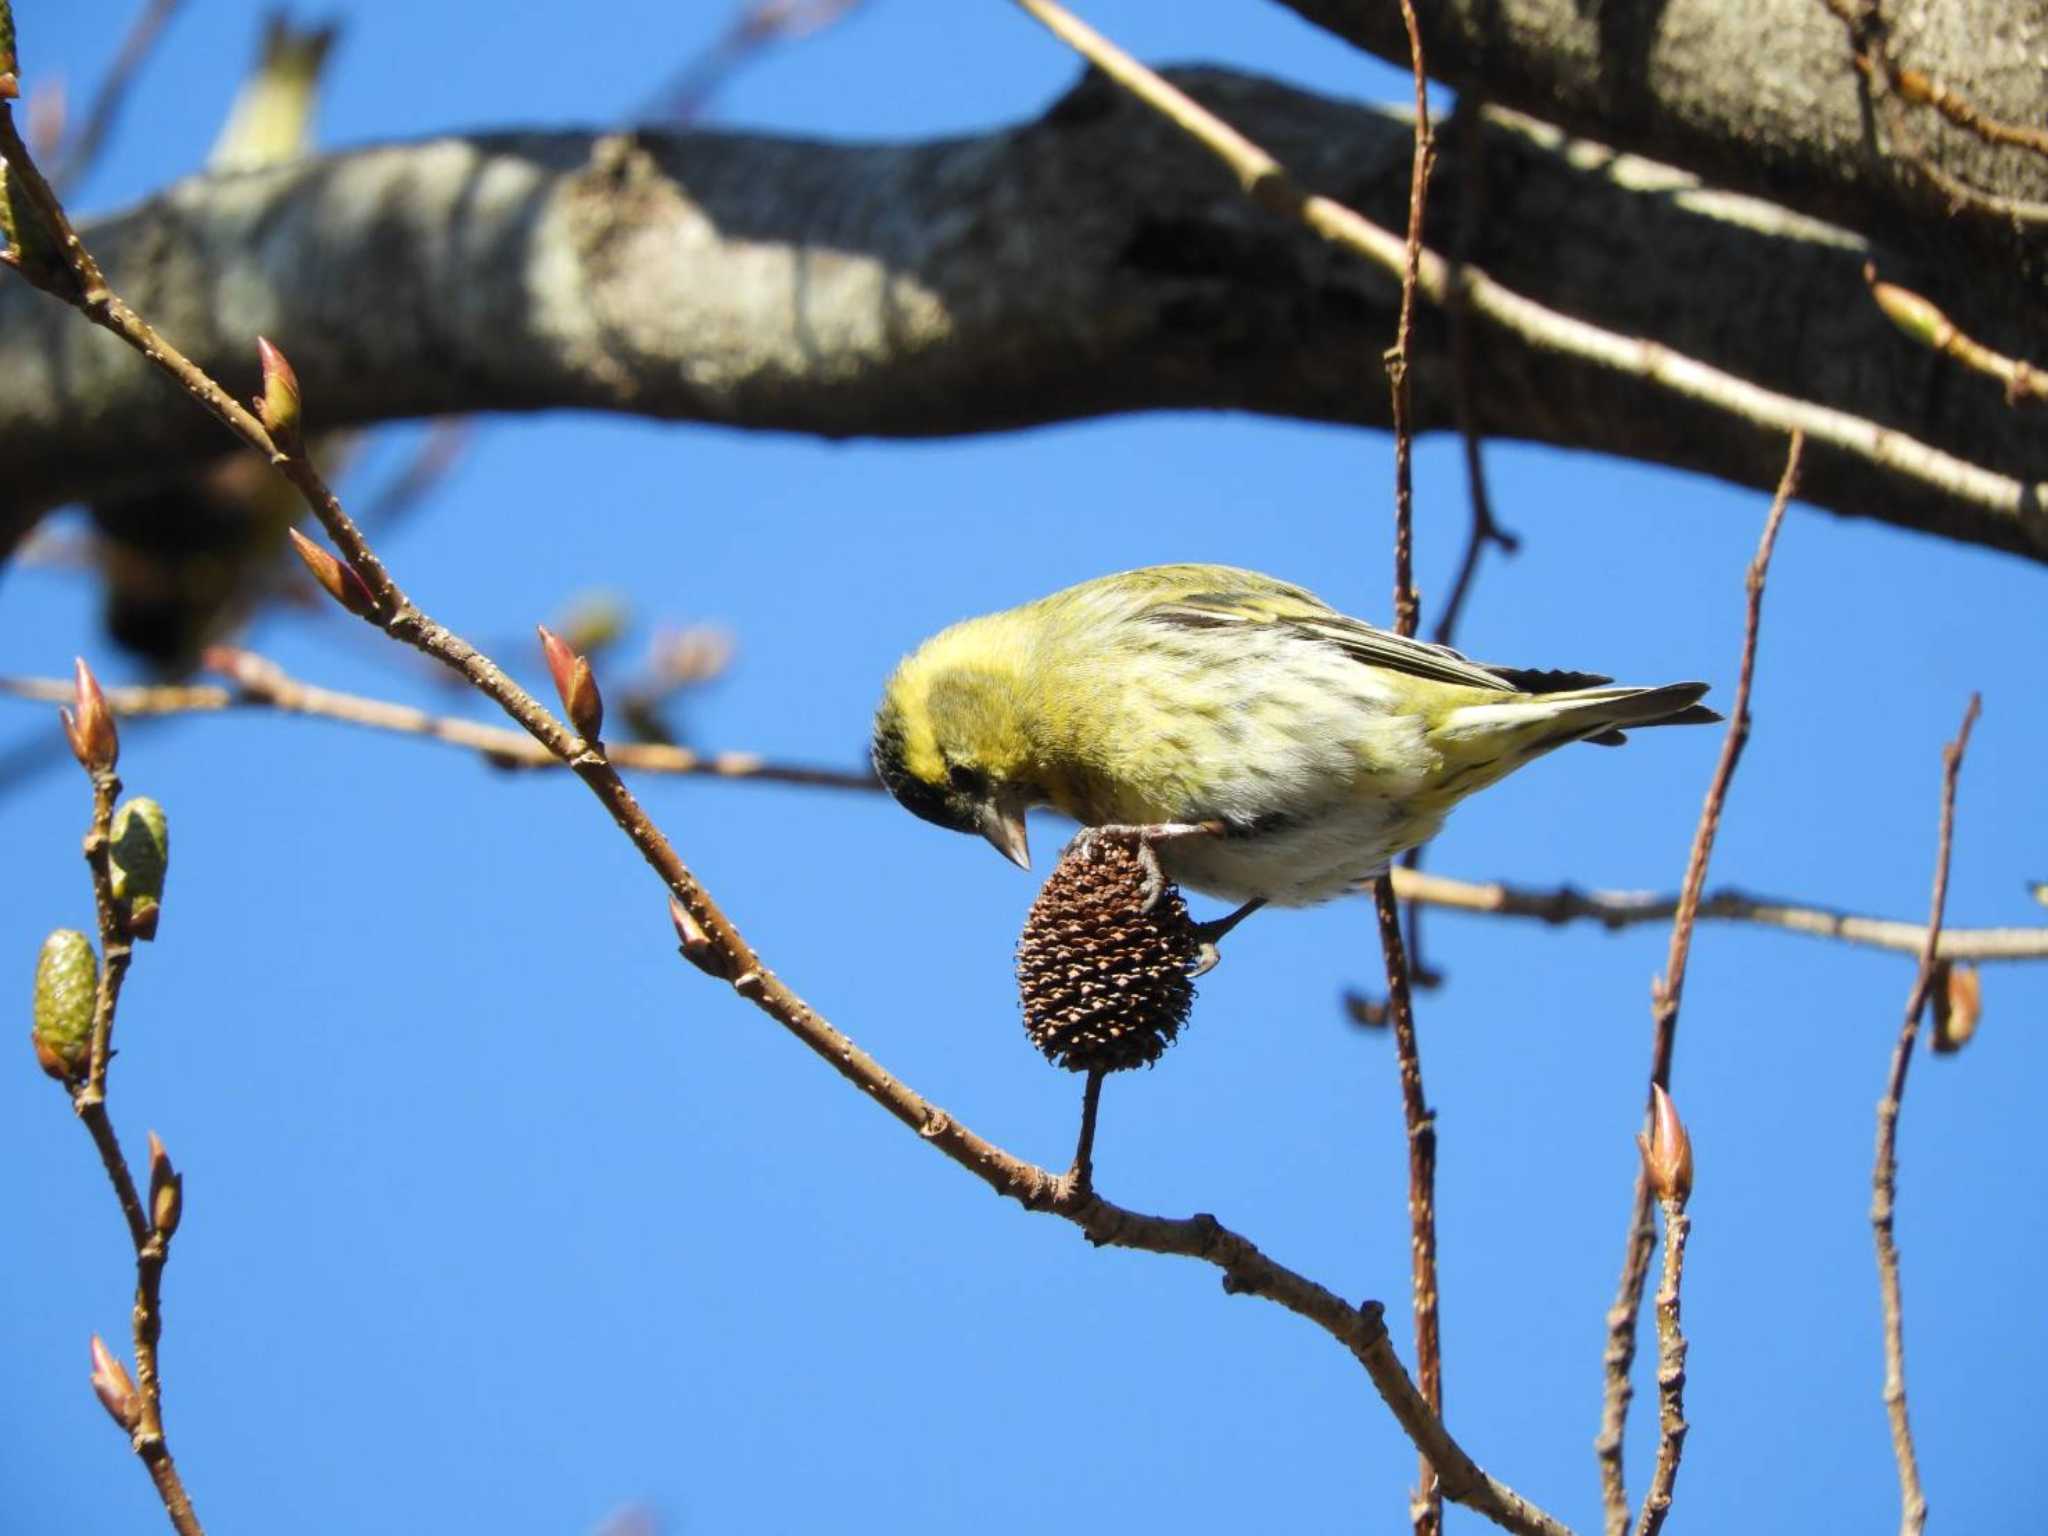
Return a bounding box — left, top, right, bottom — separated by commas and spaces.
3, 68, 2044, 564
1279, 0, 2048, 279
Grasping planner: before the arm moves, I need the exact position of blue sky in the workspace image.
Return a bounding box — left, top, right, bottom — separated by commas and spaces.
5, 4, 2045, 1533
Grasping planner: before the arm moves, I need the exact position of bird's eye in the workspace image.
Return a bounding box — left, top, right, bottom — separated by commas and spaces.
947, 763, 984, 793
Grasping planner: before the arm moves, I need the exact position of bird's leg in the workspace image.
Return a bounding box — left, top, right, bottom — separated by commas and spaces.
1070, 820, 1226, 911
1188, 898, 1267, 978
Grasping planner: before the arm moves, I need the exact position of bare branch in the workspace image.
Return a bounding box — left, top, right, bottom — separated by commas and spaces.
1384, 0, 1432, 643
1598, 434, 1802, 1532
1873, 694, 1981, 1536
0, 653, 878, 791
1866, 266, 2048, 405
1386, 868, 2048, 965
1818, 0, 2048, 165
1401, 97, 1520, 994
1630, 1196, 1691, 1536
1382, 2, 1442, 1526
39, 662, 206, 1535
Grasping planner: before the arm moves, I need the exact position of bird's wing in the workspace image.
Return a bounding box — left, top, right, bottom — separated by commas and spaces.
1483, 665, 1617, 693
1144, 588, 1518, 692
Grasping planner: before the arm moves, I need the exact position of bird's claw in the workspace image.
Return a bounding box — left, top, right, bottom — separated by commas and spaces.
1184, 898, 1267, 977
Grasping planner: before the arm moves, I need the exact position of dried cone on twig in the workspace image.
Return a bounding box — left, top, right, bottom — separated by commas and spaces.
1017, 838, 1199, 1072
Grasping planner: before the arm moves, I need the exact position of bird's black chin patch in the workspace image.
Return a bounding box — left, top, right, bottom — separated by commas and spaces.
872, 713, 977, 835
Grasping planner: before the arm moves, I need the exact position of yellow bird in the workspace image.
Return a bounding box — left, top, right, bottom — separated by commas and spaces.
873, 564, 1714, 938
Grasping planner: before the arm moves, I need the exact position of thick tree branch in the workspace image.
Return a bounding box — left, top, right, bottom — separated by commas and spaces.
2, 73, 2044, 564
1275, 1, 2048, 287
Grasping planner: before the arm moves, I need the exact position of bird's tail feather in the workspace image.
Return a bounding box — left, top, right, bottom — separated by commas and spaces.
1533, 681, 1718, 744
1438, 681, 1715, 761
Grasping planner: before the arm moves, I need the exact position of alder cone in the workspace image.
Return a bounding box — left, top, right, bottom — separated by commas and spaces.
1017, 838, 1199, 1073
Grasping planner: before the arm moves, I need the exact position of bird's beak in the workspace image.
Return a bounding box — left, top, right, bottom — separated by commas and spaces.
978, 795, 1031, 871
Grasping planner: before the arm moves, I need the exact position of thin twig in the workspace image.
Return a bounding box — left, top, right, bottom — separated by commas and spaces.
1596, 433, 1802, 1535
1384, 0, 1431, 643
63, 742, 204, 1534
1873, 693, 1980, 1536
1657, 433, 1802, 1078
1817, 0, 2048, 227
0, 93, 1573, 1536
1374, 875, 1441, 1535
1379, 5, 1440, 1531
0, 655, 878, 791
47, 0, 182, 194
644, 0, 865, 124
1384, 867, 2048, 963
1866, 265, 2048, 405
1401, 96, 1519, 992
1003, 0, 2045, 545
1630, 1195, 1690, 1536
1819, 0, 2048, 162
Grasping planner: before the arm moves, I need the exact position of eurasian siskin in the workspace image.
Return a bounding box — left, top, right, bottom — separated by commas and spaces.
873, 564, 1714, 918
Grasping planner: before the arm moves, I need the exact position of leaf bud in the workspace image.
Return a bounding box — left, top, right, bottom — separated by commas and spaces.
1637, 1082, 1693, 1205
538, 624, 604, 741
286, 527, 379, 620
60, 657, 118, 773
147, 1130, 183, 1239
89, 1336, 140, 1431
0, 152, 79, 297
669, 893, 734, 979
109, 797, 170, 941
255, 336, 302, 443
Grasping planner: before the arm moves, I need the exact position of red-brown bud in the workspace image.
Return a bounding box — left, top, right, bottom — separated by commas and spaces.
287, 527, 379, 620
1930, 963, 1982, 1055
538, 624, 604, 741
669, 893, 734, 979
60, 657, 118, 773
89, 1336, 140, 1431
1637, 1082, 1693, 1205
255, 336, 303, 444
146, 1130, 183, 1239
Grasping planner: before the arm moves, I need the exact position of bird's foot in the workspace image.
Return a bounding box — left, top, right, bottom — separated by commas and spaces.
1070, 820, 1226, 911
1187, 898, 1267, 978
